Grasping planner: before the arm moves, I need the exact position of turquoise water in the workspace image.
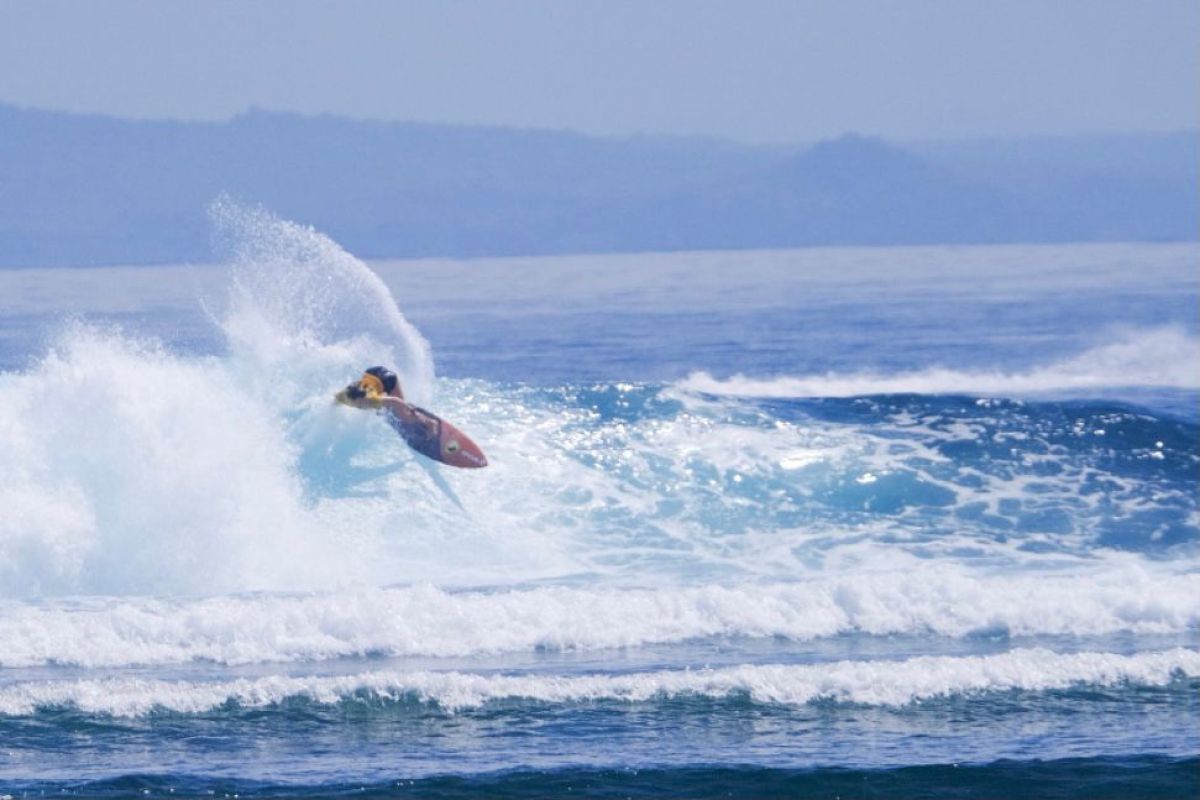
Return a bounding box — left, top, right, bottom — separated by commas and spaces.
0, 206, 1196, 797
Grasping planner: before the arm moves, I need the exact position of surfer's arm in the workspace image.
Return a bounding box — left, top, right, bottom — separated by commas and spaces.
335, 372, 406, 410
335, 388, 385, 410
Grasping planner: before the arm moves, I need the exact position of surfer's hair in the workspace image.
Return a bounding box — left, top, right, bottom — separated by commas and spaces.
364, 366, 398, 394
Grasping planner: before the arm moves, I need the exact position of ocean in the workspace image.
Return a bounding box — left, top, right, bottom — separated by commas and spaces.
0, 204, 1196, 798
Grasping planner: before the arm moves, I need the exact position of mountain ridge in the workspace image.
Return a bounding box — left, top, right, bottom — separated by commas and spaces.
0, 103, 1194, 267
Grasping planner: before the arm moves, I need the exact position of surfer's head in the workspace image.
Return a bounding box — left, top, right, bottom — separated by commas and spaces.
363, 366, 399, 395
335, 366, 401, 408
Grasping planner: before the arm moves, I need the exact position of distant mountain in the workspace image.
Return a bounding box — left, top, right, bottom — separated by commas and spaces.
0, 104, 1194, 267
632, 135, 1028, 249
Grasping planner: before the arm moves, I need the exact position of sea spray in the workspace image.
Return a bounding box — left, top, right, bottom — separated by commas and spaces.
0, 202, 442, 597
210, 196, 436, 406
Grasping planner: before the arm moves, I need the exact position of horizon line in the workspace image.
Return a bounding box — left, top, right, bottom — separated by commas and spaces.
3, 99, 1196, 150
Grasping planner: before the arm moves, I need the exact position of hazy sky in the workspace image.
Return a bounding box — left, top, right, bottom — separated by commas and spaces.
1, 0, 1196, 143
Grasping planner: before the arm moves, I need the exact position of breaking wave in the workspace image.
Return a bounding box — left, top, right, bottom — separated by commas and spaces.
1, 564, 1195, 668
3, 647, 1196, 717
680, 327, 1200, 398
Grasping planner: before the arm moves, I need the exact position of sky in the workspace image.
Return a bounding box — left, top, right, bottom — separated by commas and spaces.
1, 0, 1196, 144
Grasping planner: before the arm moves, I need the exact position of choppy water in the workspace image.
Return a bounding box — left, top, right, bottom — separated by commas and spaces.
0, 205, 1196, 797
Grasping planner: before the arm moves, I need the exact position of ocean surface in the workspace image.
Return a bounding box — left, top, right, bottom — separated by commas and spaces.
0, 205, 1197, 798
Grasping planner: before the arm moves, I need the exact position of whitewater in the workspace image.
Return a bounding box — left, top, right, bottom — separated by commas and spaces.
0, 206, 1196, 797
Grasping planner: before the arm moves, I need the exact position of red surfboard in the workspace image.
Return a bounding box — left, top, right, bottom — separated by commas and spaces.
382, 403, 488, 469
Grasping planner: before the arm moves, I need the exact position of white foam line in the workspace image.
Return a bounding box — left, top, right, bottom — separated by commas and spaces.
678, 327, 1200, 398
2, 565, 1197, 668
1, 647, 1195, 717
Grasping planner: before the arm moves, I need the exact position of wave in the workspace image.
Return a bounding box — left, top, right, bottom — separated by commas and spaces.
2, 334, 1195, 598
0, 207, 1195, 602
2, 564, 1196, 668
2, 647, 1195, 717
679, 327, 1200, 398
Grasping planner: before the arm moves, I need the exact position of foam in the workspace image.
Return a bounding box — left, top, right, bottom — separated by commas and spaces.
679, 327, 1200, 398
1, 647, 1195, 717
0, 327, 358, 596
1, 562, 1195, 668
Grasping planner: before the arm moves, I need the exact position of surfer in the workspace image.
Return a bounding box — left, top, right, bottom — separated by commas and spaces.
335, 366, 439, 442
335, 366, 488, 469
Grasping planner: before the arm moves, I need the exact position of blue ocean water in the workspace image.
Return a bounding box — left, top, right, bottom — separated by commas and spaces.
0, 206, 1197, 798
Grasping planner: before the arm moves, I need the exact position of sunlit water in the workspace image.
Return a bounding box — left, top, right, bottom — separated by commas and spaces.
0, 207, 1196, 797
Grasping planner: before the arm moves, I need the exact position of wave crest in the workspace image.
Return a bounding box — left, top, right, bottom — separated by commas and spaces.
679, 327, 1200, 398
2, 647, 1195, 717
2, 565, 1196, 668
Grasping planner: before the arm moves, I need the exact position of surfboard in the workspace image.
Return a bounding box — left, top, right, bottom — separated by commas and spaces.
382, 403, 488, 469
